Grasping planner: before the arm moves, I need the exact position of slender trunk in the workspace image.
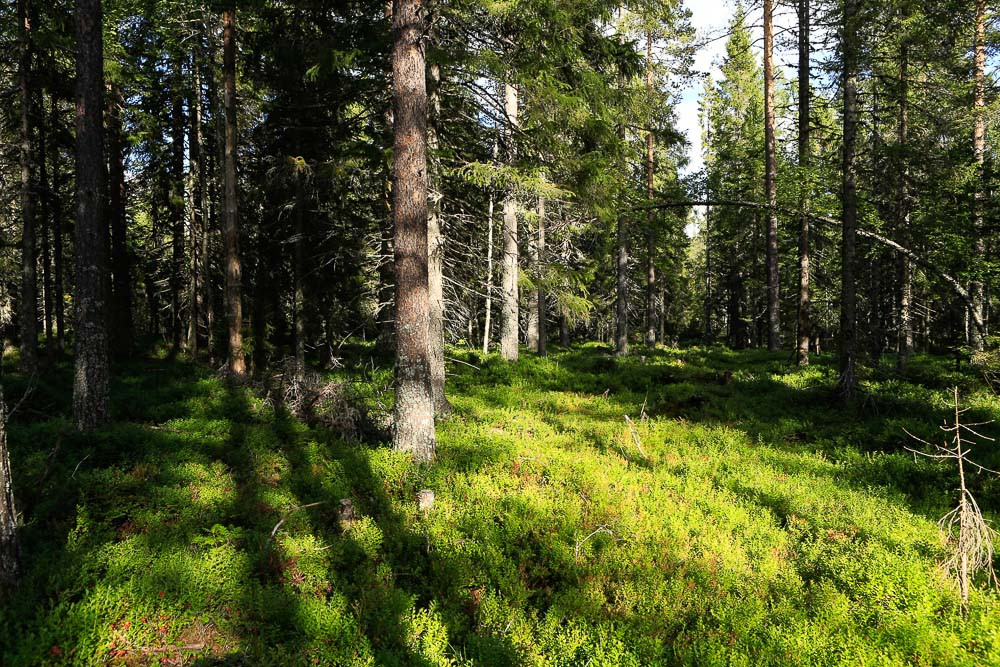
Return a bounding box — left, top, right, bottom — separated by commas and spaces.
391, 0, 435, 461
73, 0, 110, 430
704, 207, 712, 343
560, 314, 569, 347
837, 0, 859, 398
294, 167, 306, 378
645, 31, 657, 349
526, 213, 539, 352
500, 83, 520, 361
108, 84, 132, 358
0, 393, 20, 594
970, 0, 986, 351
426, 63, 449, 413
764, 0, 780, 352
39, 109, 52, 358
50, 99, 65, 353
482, 187, 495, 355
187, 54, 204, 358
796, 0, 811, 365
170, 59, 186, 354
19, 0, 38, 375
897, 45, 912, 371
537, 194, 547, 356
222, 8, 245, 379
615, 214, 628, 357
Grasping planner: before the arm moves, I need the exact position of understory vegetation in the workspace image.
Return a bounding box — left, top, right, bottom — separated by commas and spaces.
2, 345, 998, 666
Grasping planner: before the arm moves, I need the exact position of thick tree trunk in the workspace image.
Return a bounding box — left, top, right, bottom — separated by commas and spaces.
796, 0, 811, 366
837, 0, 859, 398
108, 84, 132, 358
50, 99, 65, 353
73, 0, 110, 430
764, 0, 780, 352
391, 0, 436, 462
0, 393, 20, 594
896, 45, 912, 371
426, 63, 449, 413
536, 194, 547, 356
222, 8, 245, 380
970, 0, 986, 351
500, 83, 520, 361
19, 0, 38, 375
645, 32, 657, 349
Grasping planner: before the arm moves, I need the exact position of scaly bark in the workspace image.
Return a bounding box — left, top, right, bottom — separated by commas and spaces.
645, 31, 657, 349
391, 0, 436, 461
0, 393, 20, 594
838, 0, 860, 398
222, 8, 245, 380
73, 0, 110, 430
19, 0, 38, 375
764, 0, 780, 352
500, 83, 520, 361
796, 0, 811, 365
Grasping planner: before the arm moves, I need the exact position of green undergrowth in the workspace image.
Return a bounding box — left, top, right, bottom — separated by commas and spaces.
1, 344, 999, 665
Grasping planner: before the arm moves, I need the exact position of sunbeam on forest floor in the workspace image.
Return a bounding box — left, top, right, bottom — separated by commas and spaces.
1, 344, 999, 666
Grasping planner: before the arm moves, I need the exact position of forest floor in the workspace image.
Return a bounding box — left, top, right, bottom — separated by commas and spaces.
1, 343, 999, 666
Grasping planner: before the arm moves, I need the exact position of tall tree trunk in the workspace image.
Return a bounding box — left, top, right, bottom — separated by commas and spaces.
38, 105, 52, 358
187, 53, 204, 358
615, 214, 628, 357
222, 8, 245, 380
704, 206, 712, 344
970, 0, 987, 351
764, 0, 780, 352
19, 0, 38, 375
645, 31, 657, 349
526, 213, 539, 352
108, 84, 132, 358
897, 44, 912, 371
0, 393, 20, 594
536, 194, 547, 356
73, 0, 110, 430
426, 62, 449, 413
500, 83, 520, 361
50, 98, 65, 353
796, 0, 811, 365
391, 0, 435, 461
482, 186, 495, 355
294, 164, 306, 378
170, 59, 186, 354
837, 0, 859, 398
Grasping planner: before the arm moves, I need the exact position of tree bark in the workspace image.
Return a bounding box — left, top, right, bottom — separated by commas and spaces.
645, 31, 657, 349
500, 83, 520, 361
73, 0, 110, 430
615, 213, 628, 357
796, 0, 811, 365
391, 0, 436, 462
294, 167, 306, 379
222, 8, 245, 380
482, 186, 495, 355
187, 53, 204, 358
19, 0, 38, 375
426, 62, 449, 413
0, 393, 20, 595
838, 0, 860, 398
764, 0, 780, 352
50, 98, 65, 353
536, 194, 547, 356
896, 44, 912, 371
108, 84, 132, 358
38, 99, 52, 359
170, 58, 186, 355
970, 0, 986, 351
526, 212, 539, 352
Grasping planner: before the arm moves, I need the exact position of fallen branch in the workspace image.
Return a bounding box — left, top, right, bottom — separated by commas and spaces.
264, 501, 326, 549
623, 415, 648, 460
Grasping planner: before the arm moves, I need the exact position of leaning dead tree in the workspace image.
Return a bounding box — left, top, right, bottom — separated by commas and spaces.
640, 199, 987, 339
905, 387, 999, 609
